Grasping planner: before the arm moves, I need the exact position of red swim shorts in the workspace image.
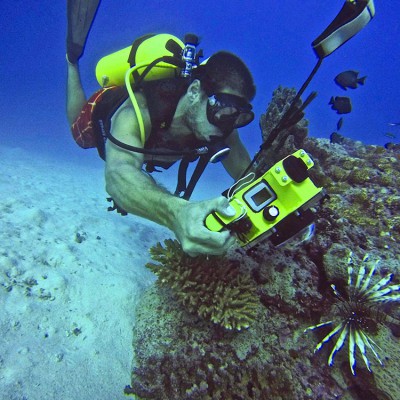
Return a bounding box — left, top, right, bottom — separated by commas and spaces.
70, 87, 111, 149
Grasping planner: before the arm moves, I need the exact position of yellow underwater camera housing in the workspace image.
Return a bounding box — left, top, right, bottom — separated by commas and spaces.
205, 150, 325, 249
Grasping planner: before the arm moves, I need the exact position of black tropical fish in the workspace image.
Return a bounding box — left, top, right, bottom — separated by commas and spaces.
329, 96, 352, 114
334, 70, 366, 90
337, 117, 344, 131
330, 132, 345, 144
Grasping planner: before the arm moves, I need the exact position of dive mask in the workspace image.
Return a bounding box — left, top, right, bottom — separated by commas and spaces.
207, 93, 254, 134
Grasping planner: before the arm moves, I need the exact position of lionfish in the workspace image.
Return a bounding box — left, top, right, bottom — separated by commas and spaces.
305, 253, 400, 375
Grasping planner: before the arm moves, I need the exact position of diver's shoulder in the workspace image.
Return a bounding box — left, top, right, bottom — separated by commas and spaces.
112, 92, 151, 132
113, 99, 136, 121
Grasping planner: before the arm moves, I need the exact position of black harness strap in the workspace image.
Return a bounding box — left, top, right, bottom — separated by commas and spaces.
177, 154, 210, 200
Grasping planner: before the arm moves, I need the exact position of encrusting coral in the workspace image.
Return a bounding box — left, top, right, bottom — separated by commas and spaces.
146, 239, 259, 330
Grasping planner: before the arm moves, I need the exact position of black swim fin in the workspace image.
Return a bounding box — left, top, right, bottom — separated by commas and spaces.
67, 0, 101, 64
312, 0, 375, 59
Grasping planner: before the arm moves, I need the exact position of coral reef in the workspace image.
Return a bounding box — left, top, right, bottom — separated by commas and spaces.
304, 137, 400, 247
126, 284, 340, 400
127, 242, 342, 399
146, 239, 259, 331
126, 87, 400, 400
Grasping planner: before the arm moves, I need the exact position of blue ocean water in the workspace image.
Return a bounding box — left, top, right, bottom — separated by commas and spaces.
1, 3, 400, 398
1, 1, 399, 195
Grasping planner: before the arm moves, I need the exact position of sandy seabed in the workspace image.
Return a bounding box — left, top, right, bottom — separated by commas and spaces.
0, 145, 171, 400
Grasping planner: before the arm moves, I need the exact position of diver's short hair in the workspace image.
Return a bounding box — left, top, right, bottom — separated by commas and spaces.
197, 51, 256, 101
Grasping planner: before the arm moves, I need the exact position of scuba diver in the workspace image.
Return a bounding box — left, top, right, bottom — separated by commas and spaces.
66, 0, 256, 256
66, 0, 375, 254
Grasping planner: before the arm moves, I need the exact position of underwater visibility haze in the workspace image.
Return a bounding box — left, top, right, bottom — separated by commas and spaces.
2, 1, 400, 164
1, 1, 400, 399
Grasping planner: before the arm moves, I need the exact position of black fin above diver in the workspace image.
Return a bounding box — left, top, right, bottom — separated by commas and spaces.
312, 0, 375, 59
67, 0, 101, 64
240, 0, 375, 179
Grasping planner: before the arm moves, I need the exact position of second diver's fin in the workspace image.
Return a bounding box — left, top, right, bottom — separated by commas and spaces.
67, 0, 101, 64
312, 0, 375, 59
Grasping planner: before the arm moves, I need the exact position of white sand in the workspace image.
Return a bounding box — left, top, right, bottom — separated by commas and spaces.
0, 145, 172, 399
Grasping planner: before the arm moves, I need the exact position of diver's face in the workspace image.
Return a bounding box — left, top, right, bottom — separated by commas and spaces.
187, 94, 223, 142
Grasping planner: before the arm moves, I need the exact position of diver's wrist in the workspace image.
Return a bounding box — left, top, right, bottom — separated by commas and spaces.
165, 196, 188, 232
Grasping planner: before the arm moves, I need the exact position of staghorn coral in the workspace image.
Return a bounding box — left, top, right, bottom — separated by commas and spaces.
146, 239, 259, 331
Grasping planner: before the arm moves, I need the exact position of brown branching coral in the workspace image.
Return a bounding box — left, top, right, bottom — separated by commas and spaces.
146, 239, 259, 330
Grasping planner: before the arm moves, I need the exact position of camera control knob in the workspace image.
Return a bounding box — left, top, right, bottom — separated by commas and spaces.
263, 206, 279, 221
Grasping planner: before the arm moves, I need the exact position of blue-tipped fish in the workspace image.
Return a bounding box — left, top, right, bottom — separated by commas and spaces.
334, 70, 366, 90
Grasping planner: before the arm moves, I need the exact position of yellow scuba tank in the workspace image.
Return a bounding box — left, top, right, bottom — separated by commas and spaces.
95, 33, 185, 87
95, 33, 200, 146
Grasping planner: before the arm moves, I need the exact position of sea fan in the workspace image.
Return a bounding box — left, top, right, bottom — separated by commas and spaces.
305, 253, 400, 375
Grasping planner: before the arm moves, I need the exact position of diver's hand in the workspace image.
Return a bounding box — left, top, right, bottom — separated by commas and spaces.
172, 196, 237, 257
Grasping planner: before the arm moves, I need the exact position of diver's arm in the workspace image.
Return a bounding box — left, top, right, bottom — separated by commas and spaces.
104, 106, 236, 256
222, 130, 252, 180
105, 106, 182, 225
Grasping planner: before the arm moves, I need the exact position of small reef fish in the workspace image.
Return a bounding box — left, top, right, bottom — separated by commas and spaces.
385, 132, 396, 139
329, 96, 352, 114
337, 117, 344, 131
334, 70, 366, 90
330, 132, 345, 144
385, 142, 400, 151
388, 122, 400, 126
